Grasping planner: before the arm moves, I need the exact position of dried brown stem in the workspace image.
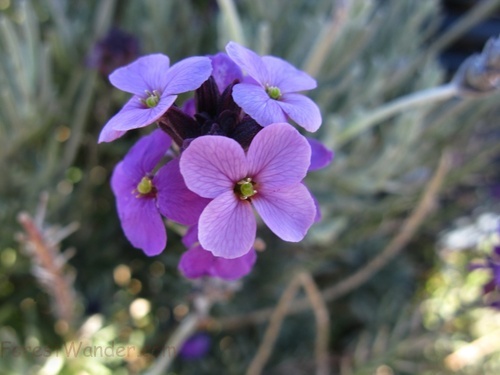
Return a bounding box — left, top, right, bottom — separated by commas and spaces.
220, 151, 452, 331
17, 196, 79, 332
246, 271, 330, 375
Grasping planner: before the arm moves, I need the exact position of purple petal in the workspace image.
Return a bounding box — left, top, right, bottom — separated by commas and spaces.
210, 52, 244, 93
98, 123, 127, 143
247, 123, 311, 189
180, 135, 247, 198
111, 94, 177, 131
253, 183, 315, 242
111, 163, 166, 256
155, 158, 210, 225
179, 333, 211, 360
122, 129, 172, 179
232, 83, 287, 127
182, 224, 199, 248
225, 41, 269, 85
310, 188, 322, 223
278, 93, 322, 132
109, 53, 170, 95
198, 191, 256, 259
262, 56, 317, 93
307, 138, 334, 171
182, 98, 196, 117
179, 245, 256, 280
163, 56, 212, 95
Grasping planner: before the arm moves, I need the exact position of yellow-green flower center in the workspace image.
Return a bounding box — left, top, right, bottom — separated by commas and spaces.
137, 176, 153, 195
142, 90, 160, 108
266, 85, 281, 100
236, 178, 257, 200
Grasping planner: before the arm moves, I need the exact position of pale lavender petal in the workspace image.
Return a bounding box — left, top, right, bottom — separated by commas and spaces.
262, 56, 317, 93
277, 93, 322, 132
109, 54, 170, 95
210, 52, 244, 92
252, 183, 315, 242
155, 158, 210, 225
179, 245, 256, 280
112, 94, 177, 131
180, 135, 247, 198
198, 191, 256, 259
310, 188, 322, 223
307, 138, 334, 171
162, 56, 212, 95
182, 224, 199, 248
111, 163, 166, 256
122, 129, 172, 178
232, 83, 287, 127
225, 42, 269, 85
247, 123, 311, 189
98, 122, 127, 143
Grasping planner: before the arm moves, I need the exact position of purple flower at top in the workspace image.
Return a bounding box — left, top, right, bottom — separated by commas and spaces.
179, 333, 211, 360
99, 54, 212, 143
180, 123, 316, 259
179, 224, 257, 280
307, 138, 334, 171
111, 130, 209, 256
225, 41, 322, 132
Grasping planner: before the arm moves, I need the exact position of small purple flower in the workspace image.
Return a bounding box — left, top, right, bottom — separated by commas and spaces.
179, 225, 257, 280
179, 123, 316, 259
99, 54, 212, 143
225, 41, 322, 132
111, 130, 208, 256
179, 333, 211, 360
470, 245, 500, 308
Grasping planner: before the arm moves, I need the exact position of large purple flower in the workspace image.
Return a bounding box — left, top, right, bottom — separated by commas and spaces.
225, 41, 322, 132
179, 123, 316, 258
111, 130, 208, 256
99, 54, 212, 143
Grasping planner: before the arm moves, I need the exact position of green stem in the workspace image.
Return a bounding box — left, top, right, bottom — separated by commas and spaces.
335, 83, 459, 147
216, 0, 246, 45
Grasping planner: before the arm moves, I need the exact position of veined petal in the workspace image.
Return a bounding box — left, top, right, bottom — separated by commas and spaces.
213, 247, 256, 280
247, 123, 311, 189
225, 41, 269, 84
253, 183, 315, 242
109, 53, 170, 95
98, 123, 127, 143
122, 129, 171, 179
111, 163, 166, 256
155, 158, 210, 225
278, 93, 322, 132
307, 138, 334, 171
262, 56, 317, 93
198, 191, 256, 259
112, 94, 177, 131
163, 56, 212, 95
232, 83, 287, 127
180, 135, 247, 198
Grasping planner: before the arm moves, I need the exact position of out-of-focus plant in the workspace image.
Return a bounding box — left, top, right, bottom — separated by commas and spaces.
2, 0, 500, 374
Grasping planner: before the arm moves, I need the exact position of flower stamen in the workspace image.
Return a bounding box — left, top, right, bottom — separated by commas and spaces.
141, 90, 161, 108
265, 85, 281, 100
136, 176, 154, 197
236, 177, 257, 200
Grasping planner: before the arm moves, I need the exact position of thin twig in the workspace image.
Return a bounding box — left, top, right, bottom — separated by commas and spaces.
219, 151, 452, 331
303, 0, 351, 77
247, 271, 330, 375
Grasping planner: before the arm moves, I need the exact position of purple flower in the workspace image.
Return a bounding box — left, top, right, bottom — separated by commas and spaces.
179, 225, 257, 280
225, 41, 322, 132
179, 123, 316, 259
99, 54, 212, 143
179, 333, 211, 360
111, 130, 209, 256
470, 245, 500, 308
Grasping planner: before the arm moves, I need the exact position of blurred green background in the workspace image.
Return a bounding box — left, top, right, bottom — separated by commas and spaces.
1, 0, 500, 374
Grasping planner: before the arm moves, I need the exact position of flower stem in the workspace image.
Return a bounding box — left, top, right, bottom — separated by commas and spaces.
334, 83, 459, 147
216, 0, 246, 45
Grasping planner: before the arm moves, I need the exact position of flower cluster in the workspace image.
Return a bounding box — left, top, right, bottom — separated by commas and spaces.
100, 42, 333, 280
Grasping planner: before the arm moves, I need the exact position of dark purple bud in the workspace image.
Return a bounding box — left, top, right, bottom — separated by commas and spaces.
179, 333, 211, 360
158, 106, 201, 147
